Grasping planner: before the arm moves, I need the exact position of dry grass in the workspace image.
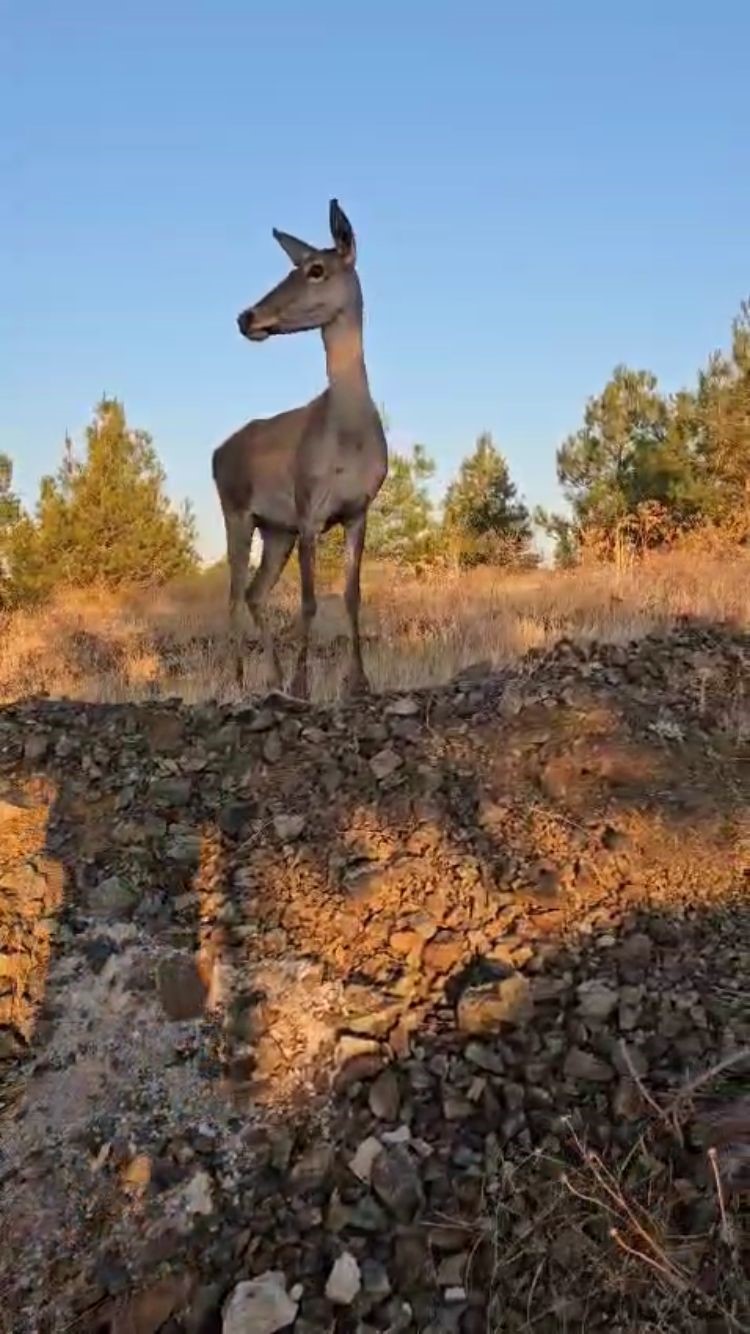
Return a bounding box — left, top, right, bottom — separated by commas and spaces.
1, 549, 749, 705
478, 1054, 750, 1332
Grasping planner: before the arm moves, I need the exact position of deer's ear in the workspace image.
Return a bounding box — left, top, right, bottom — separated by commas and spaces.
272, 229, 315, 267
329, 198, 356, 265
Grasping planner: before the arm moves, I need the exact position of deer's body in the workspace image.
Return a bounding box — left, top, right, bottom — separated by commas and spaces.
214, 391, 386, 535
213, 200, 387, 698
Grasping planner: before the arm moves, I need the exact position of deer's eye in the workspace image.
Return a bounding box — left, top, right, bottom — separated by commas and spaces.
307, 262, 325, 281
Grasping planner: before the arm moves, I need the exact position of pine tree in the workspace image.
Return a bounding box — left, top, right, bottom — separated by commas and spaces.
0, 454, 23, 605
692, 302, 750, 536
443, 433, 533, 565
367, 444, 437, 564
8, 398, 198, 601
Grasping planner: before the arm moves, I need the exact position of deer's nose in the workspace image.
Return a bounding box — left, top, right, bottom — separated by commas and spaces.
237, 308, 254, 336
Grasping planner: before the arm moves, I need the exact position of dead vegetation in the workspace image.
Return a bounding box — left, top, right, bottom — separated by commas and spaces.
1, 549, 749, 705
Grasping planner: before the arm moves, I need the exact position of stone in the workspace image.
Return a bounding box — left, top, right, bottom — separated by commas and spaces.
120, 1153, 152, 1191
369, 748, 403, 781
0, 1030, 22, 1060
389, 929, 423, 957
464, 1041, 505, 1074
262, 731, 283, 764
87, 875, 138, 919
347, 1195, 388, 1232
422, 935, 464, 974
456, 973, 534, 1034
222, 1273, 298, 1334
157, 954, 208, 1021
24, 733, 49, 762
436, 1253, 468, 1287
325, 1252, 361, 1305
390, 1232, 432, 1298
290, 1142, 334, 1192
382, 1124, 411, 1145
166, 831, 202, 865
150, 777, 192, 808
361, 1258, 391, 1298
111, 1273, 193, 1334
369, 1068, 401, 1120
612, 1077, 643, 1120
179, 1169, 214, 1217
371, 1144, 424, 1221
442, 1089, 473, 1121
385, 696, 420, 717
246, 708, 275, 732
184, 1284, 224, 1334
219, 802, 255, 837
272, 813, 305, 841
349, 1136, 383, 1183
335, 1035, 384, 1088
618, 932, 654, 976
563, 1047, 615, 1083
576, 980, 619, 1021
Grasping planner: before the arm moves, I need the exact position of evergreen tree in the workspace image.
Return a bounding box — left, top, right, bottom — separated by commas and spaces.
443, 433, 533, 565
367, 444, 437, 564
691, 302, 750, 535
7, 398, 197, 600
0, 454, 23, 605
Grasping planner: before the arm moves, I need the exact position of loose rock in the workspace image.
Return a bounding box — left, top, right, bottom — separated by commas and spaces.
368, 1067, 401, 1120
325, 1252, 361, 1305
222, 1273, 298, 1334
371, 1144, 424, 1221
457, 973, 534, 1034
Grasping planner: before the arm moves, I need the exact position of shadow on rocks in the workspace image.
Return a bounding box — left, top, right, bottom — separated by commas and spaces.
0, 619, 746, 1331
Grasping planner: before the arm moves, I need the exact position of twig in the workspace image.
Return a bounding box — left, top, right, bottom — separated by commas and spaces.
564, 1123, 690, 1287
618, 1039, 678, 1138
560, 1170, 621, 1223
525, 1256, 546, 1328
708, 1145, 735, 1249
670, 1047, 750, 1110
610, 1227, 687, 1292
585, 1150, 687, 1283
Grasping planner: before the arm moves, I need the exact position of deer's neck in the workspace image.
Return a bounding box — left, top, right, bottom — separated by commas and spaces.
322, 309, 371, 413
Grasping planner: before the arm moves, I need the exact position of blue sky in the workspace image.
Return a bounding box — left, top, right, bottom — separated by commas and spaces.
3, 2, 749, 559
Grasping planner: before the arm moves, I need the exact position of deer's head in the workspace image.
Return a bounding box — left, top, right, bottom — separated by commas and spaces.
238, 200, 360, 342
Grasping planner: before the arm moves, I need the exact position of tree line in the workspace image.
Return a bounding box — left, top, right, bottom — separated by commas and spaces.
1, 299, 748, 606
539, 299, 750, 564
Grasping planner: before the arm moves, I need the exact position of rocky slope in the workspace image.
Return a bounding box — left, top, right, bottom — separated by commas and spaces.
0, 624, 748, 1333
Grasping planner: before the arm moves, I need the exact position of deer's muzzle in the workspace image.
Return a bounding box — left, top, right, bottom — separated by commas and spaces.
237, 308, 276, 341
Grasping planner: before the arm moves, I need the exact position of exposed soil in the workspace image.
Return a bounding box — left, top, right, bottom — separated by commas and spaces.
0, 623, 748, 1333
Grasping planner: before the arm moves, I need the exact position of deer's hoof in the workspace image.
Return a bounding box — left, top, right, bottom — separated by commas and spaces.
290, 670, 310, 701
344, 670, 371, 699
264, 655, 283, 692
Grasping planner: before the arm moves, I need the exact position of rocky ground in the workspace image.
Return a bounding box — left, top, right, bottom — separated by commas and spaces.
0, 622, 748, 1333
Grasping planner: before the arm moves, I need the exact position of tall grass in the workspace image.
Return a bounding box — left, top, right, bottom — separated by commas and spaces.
1, 549, 748, 704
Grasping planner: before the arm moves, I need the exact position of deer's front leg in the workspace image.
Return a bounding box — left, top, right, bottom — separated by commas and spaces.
343, 512, 370, 697
290, 533, 317, 699
244, 528, 294, 692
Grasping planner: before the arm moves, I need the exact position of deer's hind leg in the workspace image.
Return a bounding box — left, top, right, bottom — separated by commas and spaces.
243, 527, 295, 692
290, 533, 317, 700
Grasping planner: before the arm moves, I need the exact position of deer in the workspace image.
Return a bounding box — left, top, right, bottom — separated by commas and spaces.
212, 199, 388, 700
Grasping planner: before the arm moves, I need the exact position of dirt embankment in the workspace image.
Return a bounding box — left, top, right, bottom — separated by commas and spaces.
0, 624, 748, 1332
